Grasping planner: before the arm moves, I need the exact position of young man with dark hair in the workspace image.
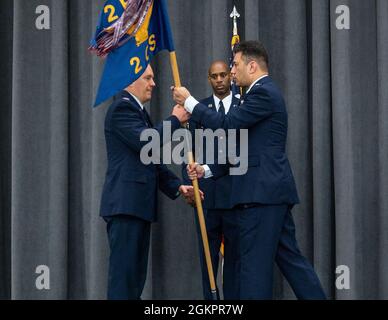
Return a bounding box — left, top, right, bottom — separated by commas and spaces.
173, 41, 326, 300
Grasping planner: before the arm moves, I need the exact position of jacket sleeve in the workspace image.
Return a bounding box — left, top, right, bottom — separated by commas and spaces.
181, 163, 191, 185
111, 103, 181, 153
191, 87, 273, 130
181, 119, 198, 185
207, 163, 230, 180
157, 164, 181, 200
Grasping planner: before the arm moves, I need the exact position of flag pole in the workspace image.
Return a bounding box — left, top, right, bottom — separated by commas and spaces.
170, 51, 218, 301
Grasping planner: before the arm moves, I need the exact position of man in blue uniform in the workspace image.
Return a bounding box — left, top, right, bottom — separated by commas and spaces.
174, 41, 326, 300
100, 64, 199, 300
182, 61, 240, 299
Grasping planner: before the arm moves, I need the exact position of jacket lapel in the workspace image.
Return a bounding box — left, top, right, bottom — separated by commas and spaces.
122, 91, 151, 127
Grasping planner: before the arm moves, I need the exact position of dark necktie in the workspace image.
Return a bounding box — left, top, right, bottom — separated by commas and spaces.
218, 100, 226, 116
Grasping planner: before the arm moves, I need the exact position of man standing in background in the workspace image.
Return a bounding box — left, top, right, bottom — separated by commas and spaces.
182, 61, 240, 299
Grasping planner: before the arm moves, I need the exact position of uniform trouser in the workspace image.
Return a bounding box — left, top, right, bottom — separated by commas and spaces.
194, 208, 240, 300
105, 215, 151, 300
274, 207, 327, 300
196, 205, 326, 300
231, 204, 326, 300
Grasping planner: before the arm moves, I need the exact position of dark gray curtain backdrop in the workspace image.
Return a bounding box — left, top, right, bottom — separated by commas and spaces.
0, 0, 387, 300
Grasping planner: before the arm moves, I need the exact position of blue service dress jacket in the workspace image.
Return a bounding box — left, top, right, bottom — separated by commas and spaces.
100, 91, 182, 222
190, 77, 300, 207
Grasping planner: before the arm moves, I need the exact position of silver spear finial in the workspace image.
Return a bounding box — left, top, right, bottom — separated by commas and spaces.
230, 6, 241, 36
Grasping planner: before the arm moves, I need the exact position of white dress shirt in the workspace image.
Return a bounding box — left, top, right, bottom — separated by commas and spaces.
128, 92, 145, 110
213, 92, 233, 114
184, 75, 268, 113
201, 92, 233, 178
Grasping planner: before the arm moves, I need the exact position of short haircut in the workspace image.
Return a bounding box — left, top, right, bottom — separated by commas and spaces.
233, 40, 269, 70
208, 60, 229, 76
